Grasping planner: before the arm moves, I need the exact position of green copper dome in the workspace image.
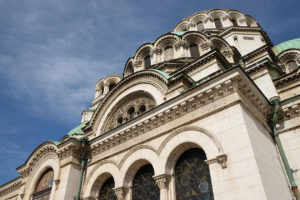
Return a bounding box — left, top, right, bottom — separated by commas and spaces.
272, 38, 300, 56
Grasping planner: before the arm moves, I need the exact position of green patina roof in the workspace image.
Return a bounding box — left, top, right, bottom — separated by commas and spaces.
87, 104, 97, 111
172, 31, 186, 36
150, 69, 171, 79
52, 141, 61, 146
272, 38, 300, 56
67, 122, 87, 136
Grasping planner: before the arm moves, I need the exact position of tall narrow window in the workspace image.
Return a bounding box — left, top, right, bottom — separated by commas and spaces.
190, 44, 200, 57
214, 18, 222, 28
197, 21, 205, 31
33, 169, 54, 200
164, 46, 173, 61
231, 19, 238, 26
132, 164, 159, 200
286, 60, 297, 72
144, 55, 151, 69
99, 177, 117, 200
175, 148, 214, 200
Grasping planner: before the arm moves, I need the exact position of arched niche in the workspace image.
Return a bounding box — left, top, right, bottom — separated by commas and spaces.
102, 91, 156, 132
93, 71, 168, 136
83, 162, 121, 199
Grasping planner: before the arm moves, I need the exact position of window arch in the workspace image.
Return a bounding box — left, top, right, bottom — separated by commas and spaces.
190, 44, 200, 57
98, 177, 117, 200
164, 46, 174, 61
144, 55, 151, 69
175, 148, 214, 200
132, 164, 159, 200
286, 60, 298, 72
33, 169, 54, 200
197, 21, 205, 31
214, 18, 222, 28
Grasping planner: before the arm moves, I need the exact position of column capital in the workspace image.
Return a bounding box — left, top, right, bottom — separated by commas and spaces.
113, 187, 128, 200
153, 174, 170, 189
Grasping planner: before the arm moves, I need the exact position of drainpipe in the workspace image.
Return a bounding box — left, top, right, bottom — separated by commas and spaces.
75, 137, 89, 200
270, 96, 300, 200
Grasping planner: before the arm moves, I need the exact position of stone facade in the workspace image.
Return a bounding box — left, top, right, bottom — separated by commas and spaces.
1, 9, 300, 200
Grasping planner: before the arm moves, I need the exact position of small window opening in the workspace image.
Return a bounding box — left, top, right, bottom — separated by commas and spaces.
117, 117, 123, 125
128, 107, 135, 119
190, 44, 200, 57
214, 18, 222, 28
197, 21, 204, 31
231, 19, 238, 26
164, 46, 173, 61
144, 55, 151, 69
139, 105, 146, 114
287, 60, 298, 72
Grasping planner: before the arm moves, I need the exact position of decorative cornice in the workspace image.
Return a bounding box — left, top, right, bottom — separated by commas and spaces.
218, 27, 262, 38
278, 102, 300, 122
0, 178, 21, 197
89, 68, 270, 158
274, 70, 300, 88
18, 145, 57, 178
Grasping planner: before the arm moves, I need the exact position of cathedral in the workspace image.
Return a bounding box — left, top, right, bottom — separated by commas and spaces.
1, 9, 300, 200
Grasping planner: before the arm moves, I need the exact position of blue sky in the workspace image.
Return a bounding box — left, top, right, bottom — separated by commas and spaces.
0, 0, 299, 185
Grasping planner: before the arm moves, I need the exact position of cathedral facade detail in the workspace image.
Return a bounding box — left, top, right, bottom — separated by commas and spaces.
1, 9, 300, 200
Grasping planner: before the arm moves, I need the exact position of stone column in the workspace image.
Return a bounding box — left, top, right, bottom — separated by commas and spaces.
113, 187, 128, 200
154, 174, 170, 200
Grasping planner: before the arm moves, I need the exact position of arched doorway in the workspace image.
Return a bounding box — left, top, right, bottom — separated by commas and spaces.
98, 177, 117, 200
132, 164, 159, 200
175, 148, 214, 200
32, 169, 54, 200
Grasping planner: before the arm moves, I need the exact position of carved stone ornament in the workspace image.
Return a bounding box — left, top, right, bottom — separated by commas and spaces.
175, 41, 188, 49
200, 42, 211, 51
133, 61, 142, 68
216, 154, 227, 169
113, 187, 128, 200
154, 174, 170, 189
54, 179, 60, 190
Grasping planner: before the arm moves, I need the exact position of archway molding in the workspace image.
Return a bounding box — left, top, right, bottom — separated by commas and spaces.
82, 162, 120, 199
157, 126, 223, 175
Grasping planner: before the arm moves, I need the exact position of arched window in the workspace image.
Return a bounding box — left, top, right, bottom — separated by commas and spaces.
175, 148, 214, 200
164, 46, 173, 61
127, 107, 135, 119
190, 44, 200, 57
33, 169, 54, 200
99, 177, 117, 200
144, 55, 151, 69
214, 18, 222, 28
231, 19, 238, 26
138, 105, 146, 114
286, 60, 298, 72
197, 21, 205, 31
132, 164, 159, 200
